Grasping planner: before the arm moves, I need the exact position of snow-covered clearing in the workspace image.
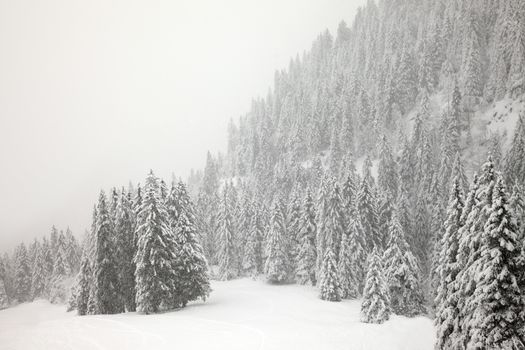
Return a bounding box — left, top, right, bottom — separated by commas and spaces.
0, 279, 435, 350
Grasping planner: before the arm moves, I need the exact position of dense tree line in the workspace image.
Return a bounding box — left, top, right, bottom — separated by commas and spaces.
0, 226, 81, 308
73, 171, 210, 315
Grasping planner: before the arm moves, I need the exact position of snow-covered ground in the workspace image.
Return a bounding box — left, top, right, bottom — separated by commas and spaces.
0, 279, 435, 350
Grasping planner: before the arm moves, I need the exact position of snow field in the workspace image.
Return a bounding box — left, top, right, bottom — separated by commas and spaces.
0, 278, 435, 350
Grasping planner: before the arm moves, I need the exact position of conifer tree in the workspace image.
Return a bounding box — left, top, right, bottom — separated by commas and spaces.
338, 231, 357, 299
94, 191, 122, 314
13, 243, 31, 303
76, 255, 91, 316
435, 176, 465, 350
323, 182, 346, 259
265, 199, 289, 283
356, 177, 380, 251
467, 177, 525, 349
0, 278, 8, 309
295, 190, 317, 285
134, 171, 178, 314
115, 189, 136, 312
217, 186, 237, 281
242, 203, 264, 278
319, 245, 341, 302
171, 181, 210, 307
454, 159, 497, 347
361, 248, 390, 324
383, 214, 424, 317
30, 242, 46, 299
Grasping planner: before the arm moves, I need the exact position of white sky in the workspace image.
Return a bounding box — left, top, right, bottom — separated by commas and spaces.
0, 0, 364, 251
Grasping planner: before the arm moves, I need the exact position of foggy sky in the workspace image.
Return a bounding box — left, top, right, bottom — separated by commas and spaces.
0, 0, 364, 251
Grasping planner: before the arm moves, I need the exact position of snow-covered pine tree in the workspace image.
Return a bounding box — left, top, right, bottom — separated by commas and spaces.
171, 181, 210, 307
356, 176, 380, 251
319, 212, 341, 302
295, 190, 317, 285
360, 248, 390, 324
323, 182, 345, 260
338, 230, 357, 299
76, 255, 91, 316
30, 241, 46, 299
65, 228, 80, 275
242, 202, 264, 278
467, 177, 525, 349
286, 190, 302, 278
454, 158, 497, 347
134, 171, 178, 314
13, 243, 31, 303
114, 188, 136, 312
0, 278, 8, 309
316, 175, 333, 274
265, 199, 290, 283
435, 176, 464, 350
382, 213, 425, 317
94, 190, 122, 314
236, 188, 254, 276
217, 184, 237, 281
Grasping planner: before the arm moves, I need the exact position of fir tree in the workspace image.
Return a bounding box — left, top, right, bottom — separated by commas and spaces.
319, 245, 341, 302
242, 203, 264, 278
0, 279, 8, 309
172, 181, 211, 307
383, 214, 425, 317
76, 255, 91, 316
360, 248, 390, 324
217, 186, 237, 281
134, 171, 178, 314
94, 191, 122, 314
338, 231, 357, 299
264, 199, 289, 283
13, 243, 31, 303
30, 242, 46, 299
468, 177, 525, 349
115, 189, 137, 312
295, 190, 317, 285
356, 177, 380, 251
435, 176, 465, 350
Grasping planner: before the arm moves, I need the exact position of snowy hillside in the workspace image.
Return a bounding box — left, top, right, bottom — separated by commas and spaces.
0, 279, 434, 350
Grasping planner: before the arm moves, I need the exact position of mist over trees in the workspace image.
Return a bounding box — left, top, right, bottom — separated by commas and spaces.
1, 0, 525, 348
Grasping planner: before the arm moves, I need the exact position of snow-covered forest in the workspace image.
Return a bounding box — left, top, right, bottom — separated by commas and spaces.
2, 0, 525, 348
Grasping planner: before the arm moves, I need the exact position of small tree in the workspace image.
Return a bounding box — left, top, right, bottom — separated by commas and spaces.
361, 248, 390, 324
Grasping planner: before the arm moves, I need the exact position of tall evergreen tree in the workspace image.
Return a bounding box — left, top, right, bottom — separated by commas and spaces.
115, 189, 137, 312
295, 190, 317, 285
13, 243, 31, 303
242, 203, 264, 278
30, 241, 46, 299
76, 255, 91, 316
217, 185, 237, 281
467, 177, 525, 349
172, 181, 210, 307
134, 171, 178, 314
435, 176, 465, 350
265, 199, 290, 283
94, 191, 122, 314
383, 213, 425, 317
356, 177, 379, 251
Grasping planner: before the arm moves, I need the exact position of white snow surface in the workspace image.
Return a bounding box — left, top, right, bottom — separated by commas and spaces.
0, 278, 435, 350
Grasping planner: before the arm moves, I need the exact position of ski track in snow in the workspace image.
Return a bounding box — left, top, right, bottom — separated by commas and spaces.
0, 279, 435, 350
